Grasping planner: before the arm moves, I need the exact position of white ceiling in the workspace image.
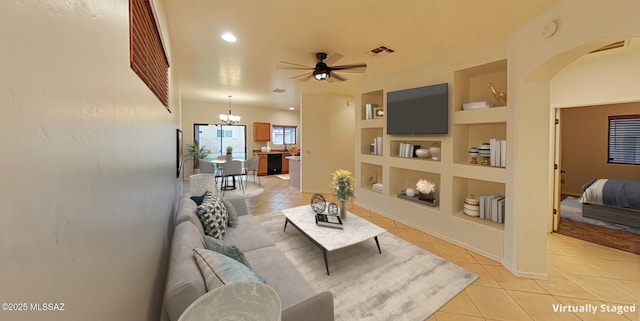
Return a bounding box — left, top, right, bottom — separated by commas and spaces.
163, 0, 559, 110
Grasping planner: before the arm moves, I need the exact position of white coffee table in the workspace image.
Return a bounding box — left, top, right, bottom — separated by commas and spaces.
282, 205, 386, 275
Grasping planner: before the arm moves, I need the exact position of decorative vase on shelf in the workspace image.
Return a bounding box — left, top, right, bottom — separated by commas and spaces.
428, 146, 441, 160
405, 188, 416, 197
418, 192, 434, 202
415, 149, 430, 158
339, 200, 347, 221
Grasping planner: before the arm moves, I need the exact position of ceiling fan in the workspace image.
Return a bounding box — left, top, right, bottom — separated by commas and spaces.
277, 52, 367, 82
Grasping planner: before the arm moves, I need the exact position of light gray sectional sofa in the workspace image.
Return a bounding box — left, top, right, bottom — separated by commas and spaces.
161, 193, 334, 321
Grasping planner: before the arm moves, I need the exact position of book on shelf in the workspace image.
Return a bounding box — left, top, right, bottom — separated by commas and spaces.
398, 143, 421, 158
479, 194, 505, 223
489, 138, 507, 168
462, 101, 490, 110
365, 103, 378, 120
315, 214, 343, 229
372, 137, 383, 155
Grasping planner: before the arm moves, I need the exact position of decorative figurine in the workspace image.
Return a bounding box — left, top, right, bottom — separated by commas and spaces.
487, 84, 506, 107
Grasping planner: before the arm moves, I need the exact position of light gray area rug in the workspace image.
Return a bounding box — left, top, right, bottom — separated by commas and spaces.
255, 211, 478, 321
560, 197, 640, 234
221, 181, 264, 199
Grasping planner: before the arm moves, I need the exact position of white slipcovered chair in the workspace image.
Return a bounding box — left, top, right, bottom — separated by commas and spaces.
244, 156, 261, 187
221, 159, 245, 195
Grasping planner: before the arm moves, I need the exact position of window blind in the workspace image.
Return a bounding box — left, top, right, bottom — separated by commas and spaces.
608, 114, 640, 165
130, 0, 170, 110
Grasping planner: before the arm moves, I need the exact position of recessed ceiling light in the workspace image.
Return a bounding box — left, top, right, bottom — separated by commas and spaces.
289, 107, 295, 110
221, 32, 237, 42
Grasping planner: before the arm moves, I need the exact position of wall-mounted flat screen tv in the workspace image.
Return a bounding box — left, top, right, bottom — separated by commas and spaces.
386, 83, 448, 135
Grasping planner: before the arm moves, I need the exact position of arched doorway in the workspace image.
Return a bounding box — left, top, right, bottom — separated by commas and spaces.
503, 0, 640, 277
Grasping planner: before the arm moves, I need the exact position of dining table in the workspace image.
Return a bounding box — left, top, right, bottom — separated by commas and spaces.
210, 159, 245, 191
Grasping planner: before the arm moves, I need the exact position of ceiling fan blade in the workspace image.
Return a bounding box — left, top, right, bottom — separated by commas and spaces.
330, 73, 347, 82
289, 72, 311, 80
324, 53, 343, 65
331, 67, 366, 73
277, 61, 313, 69
331, 63, 367, 71
297, 74, 314, 81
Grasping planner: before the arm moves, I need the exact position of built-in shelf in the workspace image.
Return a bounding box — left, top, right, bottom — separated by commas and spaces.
453, 59, 507, 111
360, 162, 383, 192
360, 127, 384, 156
389, 139, 441, 161
452, 176, 505, 230
361, 89, 384, 121
452, 106, 507, 124
355, 57, 509, 261
452, 122, 506, 165
389, 167, 440, 211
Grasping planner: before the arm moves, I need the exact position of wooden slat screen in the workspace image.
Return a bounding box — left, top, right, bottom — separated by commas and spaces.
130, 0, 170, 110
608, 114, 640, 165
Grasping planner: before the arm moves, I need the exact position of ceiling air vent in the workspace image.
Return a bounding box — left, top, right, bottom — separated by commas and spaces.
370, 45, 395, 56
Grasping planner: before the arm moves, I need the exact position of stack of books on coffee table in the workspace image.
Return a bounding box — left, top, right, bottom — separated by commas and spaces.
315, 214, 343, 229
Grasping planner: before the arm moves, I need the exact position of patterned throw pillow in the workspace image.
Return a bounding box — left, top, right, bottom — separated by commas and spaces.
202, 235, 251, 267
193, 248, 266, 292
196, 199, 228, 239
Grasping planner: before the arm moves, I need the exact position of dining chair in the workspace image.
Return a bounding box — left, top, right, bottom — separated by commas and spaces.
221, 159, 245, 195
215, 155, 227, 187
244, 156, 261, 187
198, 159, 218, 191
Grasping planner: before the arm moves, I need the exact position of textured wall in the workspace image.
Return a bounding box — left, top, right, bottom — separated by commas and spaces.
0, 1, 179, 320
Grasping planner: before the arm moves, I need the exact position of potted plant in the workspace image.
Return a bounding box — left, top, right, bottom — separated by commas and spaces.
330, 169, 355, 221
185, 139, 211, 173
225, 146, 233, 161
416, 179, 436, 201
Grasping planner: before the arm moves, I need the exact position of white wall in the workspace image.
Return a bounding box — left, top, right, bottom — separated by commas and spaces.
181, 99, 300, 177
0, 1, 179, 320
301, 93, 355, 194
551, 39, 640, 107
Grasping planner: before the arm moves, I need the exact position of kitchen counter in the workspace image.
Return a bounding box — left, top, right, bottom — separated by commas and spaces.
287, 156, 301, 190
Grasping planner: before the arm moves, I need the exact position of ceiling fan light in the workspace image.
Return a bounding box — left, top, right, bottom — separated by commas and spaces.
313, 70, 329, 81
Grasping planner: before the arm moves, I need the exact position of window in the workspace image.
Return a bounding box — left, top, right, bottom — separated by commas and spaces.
271, 126, 297, 145
130, 0, 170, 110
216, 130, 232, 138
608, 114, 640, 165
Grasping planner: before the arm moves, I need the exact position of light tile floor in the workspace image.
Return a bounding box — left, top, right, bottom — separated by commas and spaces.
237, 176, 640, 321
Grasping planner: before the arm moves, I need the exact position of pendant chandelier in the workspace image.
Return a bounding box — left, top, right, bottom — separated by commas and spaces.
219, 95, 241, 125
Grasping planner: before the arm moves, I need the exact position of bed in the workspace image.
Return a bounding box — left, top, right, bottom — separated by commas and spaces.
579, 178, 640, 229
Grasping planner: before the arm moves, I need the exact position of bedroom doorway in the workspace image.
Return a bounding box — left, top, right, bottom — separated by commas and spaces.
553, 106, 640, 254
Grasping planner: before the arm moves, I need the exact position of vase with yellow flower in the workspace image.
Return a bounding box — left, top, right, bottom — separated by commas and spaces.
330, 169, 355, 221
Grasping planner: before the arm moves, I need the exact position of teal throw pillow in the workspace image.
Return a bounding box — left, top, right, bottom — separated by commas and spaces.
203, 235, 251, 267
193, 248, 266, 292
196, 199, 228, 239
190, 191, 208, 205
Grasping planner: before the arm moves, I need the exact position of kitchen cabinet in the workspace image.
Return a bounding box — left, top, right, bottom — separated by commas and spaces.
281, 153, 290, 174
253, 122, 271, 141
257, 154, 267, 176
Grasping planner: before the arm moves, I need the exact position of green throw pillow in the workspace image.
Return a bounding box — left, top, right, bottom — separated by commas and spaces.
220, 197, 239, 227
203, 235, 251, 267
193, 248, 266, 292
